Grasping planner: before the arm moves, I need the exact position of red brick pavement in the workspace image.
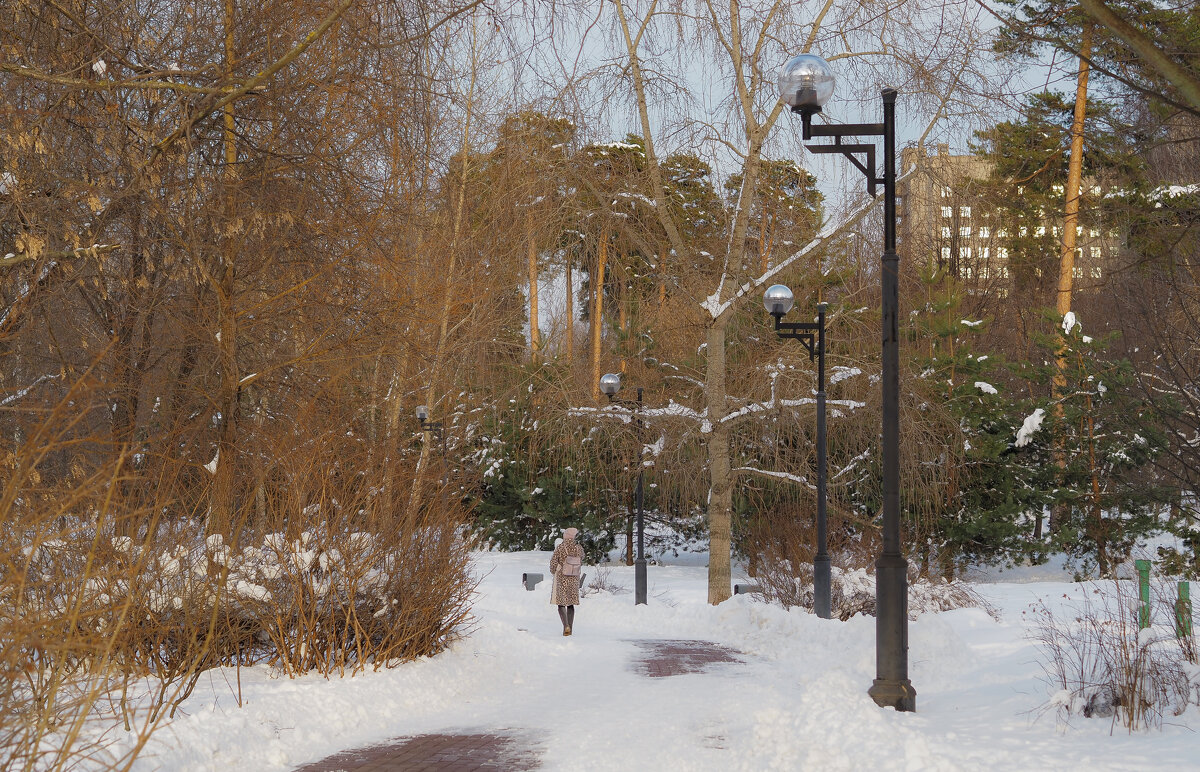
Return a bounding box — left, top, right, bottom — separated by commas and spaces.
292, 639, 744, 770
629, 639, 744, 677
292, 732, 540, 772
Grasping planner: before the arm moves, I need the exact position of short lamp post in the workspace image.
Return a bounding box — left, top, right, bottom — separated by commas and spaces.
778, 52, 914, 711
415, 404, 447, 487
599, 372, 647, 605
763, 286, 830, 621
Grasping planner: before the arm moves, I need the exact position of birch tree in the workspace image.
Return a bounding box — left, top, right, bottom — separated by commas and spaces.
594, 0, 1003, 602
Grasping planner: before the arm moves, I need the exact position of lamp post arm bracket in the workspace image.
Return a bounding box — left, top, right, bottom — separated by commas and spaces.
805, 143, 881, 193
807, 122, 885, 137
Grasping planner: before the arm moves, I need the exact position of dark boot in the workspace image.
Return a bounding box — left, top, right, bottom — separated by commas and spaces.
558, 605, 568, 635
566, 605, 575, 635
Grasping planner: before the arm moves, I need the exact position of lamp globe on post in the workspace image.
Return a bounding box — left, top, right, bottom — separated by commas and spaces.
777, 50, 912, 711
600, 371, 648, 605
763, 284, 796, 318
415, 405, 429, 423
599, 373, 621, 398
763, 283, 832, 621
778, 54, 835, 124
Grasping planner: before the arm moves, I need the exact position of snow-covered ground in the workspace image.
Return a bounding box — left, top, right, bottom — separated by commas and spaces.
102, 550, 1197, 771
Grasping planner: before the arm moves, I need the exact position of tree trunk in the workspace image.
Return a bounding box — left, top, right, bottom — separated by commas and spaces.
565, 254, 574, 364
527, 212, 540, 359
1049, 23, 1092, 537
589, 229, 609, 402
210, 0, 240, 535
705, 320, 733, 605
618, 257, 627, 373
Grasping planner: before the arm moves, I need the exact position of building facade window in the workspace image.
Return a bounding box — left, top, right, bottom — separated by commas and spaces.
941, 206, 953, 218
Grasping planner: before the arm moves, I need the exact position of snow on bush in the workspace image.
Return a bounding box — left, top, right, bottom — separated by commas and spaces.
753, 560, 996, 621
1028, 580, 1199, 731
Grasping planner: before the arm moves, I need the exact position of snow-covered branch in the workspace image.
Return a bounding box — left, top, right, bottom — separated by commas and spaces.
720, 396, 866, 427
735, 466, 814, 490
569, 400, 713, 433
700, 173, 911, 321
0, 374, 57, 407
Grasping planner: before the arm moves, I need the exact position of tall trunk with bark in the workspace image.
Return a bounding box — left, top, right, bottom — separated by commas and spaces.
618, 257, 628, 373
565, 255, 574, 364
527, 212, 540, 359
211, 0, 240, 535
112, 206, 146, 530
1049, 23, 1092, 536
705, 320, 734, 605
589, 229, 609, 402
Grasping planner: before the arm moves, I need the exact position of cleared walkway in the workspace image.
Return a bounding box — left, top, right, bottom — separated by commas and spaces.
293, 639, 746, 771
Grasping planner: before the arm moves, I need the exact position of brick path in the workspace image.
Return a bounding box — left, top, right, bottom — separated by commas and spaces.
292, 639, 744, 770
293, 732, 540, 772
629, 639, 744, 677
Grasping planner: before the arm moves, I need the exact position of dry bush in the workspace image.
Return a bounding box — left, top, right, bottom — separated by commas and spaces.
0, 409, 163, 770
750, 513, 993, 620
1030, 580, 1199, 731
753, 557, 994, 621
1, 379, 477, 770
581, 565, 628, 597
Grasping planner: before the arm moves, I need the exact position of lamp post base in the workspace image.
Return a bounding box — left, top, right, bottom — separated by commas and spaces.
868, 677, 916, 712
813, 555, 832, 619
871, 553, 914, 711
635, 559, 647, 605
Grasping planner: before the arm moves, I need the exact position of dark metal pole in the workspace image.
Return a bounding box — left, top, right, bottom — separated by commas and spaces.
635, 387, 647, 605
868, 88, 915, 712
814, 304, 831, 619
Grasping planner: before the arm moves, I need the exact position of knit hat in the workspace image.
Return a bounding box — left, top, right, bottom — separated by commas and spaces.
563, 527, 579, 541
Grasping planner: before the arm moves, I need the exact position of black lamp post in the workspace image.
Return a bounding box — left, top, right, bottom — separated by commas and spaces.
599, 372, 647, 605
763, 286, 830, 620
778, 53, 915, 711
415, 404, 447, 487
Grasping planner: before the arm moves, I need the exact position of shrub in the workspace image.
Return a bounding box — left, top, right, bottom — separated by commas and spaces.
753, 557, 994, 620
1029, 579, 1198, 731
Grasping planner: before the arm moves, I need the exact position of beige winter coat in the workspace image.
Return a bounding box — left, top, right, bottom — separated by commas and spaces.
549, 539, 584, 606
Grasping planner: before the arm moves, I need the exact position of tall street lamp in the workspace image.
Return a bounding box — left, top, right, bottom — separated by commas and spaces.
599, 372, 647, 605
778, 52, 915, 711
763, 287, 830, 620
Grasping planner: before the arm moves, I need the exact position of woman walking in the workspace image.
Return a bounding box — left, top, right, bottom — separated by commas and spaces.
549, 527, 584, 636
